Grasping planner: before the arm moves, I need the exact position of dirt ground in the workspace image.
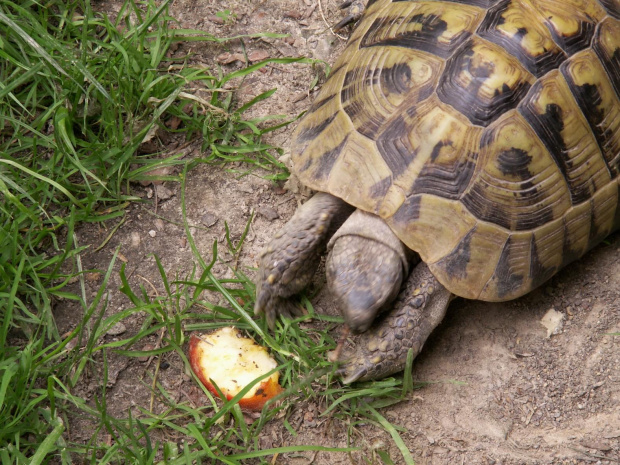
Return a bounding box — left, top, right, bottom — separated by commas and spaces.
60, 0, 620, 463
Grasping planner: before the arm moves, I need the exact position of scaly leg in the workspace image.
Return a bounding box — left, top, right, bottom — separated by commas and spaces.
254, 193, 353, 328
338, 261, 453, 383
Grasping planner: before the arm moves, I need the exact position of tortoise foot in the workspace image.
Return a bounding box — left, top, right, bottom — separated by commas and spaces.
254, 193, 353, 328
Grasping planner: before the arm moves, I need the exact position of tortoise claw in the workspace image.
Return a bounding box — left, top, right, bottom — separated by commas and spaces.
333, 15, 357, 31
254, 291, 307, 329
335, 349, 376, 384
333, 0, 365, 31
337, 364, 368, 384
335, 342, 391, 384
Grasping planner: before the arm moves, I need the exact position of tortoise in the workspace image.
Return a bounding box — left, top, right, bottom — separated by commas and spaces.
255, 0, 620, 383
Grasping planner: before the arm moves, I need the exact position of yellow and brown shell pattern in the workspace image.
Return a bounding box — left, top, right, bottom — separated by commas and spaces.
291, 0, 620, 301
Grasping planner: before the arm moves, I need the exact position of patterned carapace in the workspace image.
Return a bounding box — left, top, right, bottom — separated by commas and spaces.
291, 0, 620, 301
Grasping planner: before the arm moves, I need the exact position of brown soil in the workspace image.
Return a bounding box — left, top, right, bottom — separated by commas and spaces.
61, 1, 619, 463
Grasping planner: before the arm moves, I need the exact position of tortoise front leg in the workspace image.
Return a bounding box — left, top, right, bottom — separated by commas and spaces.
254, 193, 354, 328
338, 261, 453, 383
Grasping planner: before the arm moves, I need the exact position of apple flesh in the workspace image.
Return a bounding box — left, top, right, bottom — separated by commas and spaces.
189, 327, 283, 410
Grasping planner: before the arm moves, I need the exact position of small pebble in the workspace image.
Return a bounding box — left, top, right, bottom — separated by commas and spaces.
107, 322, 127, 336
237, 184, 254, 194
259, 206, 279, 220
201, 212, 218, 227
155, 185, 173, 200
149, 230, 157, 237
138, 343, 157, 362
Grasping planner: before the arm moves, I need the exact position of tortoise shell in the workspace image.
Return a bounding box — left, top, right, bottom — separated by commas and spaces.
291, 0, 620, 301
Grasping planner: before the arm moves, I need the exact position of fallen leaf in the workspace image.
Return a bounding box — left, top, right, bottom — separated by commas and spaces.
166, 116, 182, 130
138, 166, 174, 186
86, 272, 101, 282
283, 10, 302, 19
217, 52, 244, 64
208, 15, 224, 25
248, 50, 269, 62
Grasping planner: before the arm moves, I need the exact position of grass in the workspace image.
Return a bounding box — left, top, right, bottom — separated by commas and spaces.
0, 0, 421, 463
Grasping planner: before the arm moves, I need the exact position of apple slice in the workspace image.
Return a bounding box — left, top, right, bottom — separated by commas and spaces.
188, 327, 283, 410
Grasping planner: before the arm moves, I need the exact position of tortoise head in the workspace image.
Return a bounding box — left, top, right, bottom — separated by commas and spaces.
326, 211, 410, 333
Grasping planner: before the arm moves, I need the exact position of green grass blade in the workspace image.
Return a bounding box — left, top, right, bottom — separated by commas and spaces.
366, 405, 415, 465
28, 417, 65, 465
0, 158, 84, 207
